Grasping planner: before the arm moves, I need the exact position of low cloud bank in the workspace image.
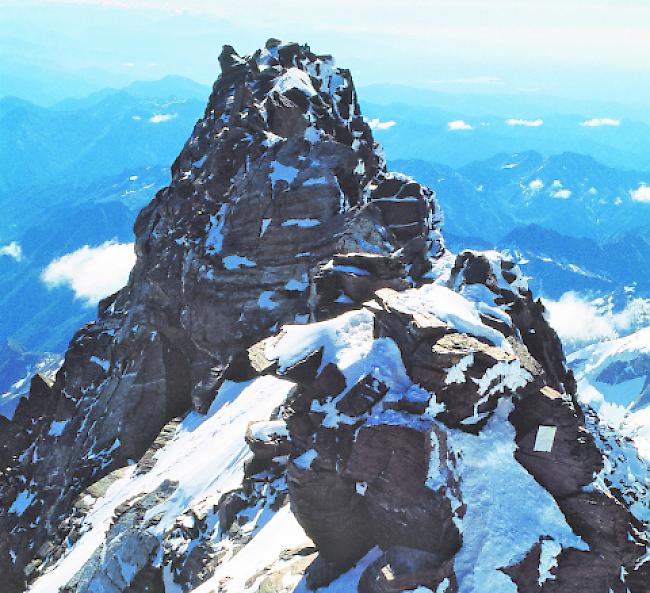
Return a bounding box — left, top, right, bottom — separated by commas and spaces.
366, 118, 396, 130
505, 118, 543, 127
448, 120, 473, 131
42, 241, 136, 306
544, 291, 650, 349
579, 118, 620, 127
0, 241, 22, 261
630, 184, 650, 203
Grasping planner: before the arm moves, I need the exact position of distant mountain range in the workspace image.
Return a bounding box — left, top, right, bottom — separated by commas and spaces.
0, 77, 205, 366
3, 74, 650, 395
0, 76, 206, 194
0, 79, 207, 394
364, 98, 650, 172
392, 155, 650, 300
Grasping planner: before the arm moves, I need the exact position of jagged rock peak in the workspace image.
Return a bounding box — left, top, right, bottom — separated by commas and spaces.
10, 38, 648, 593
172, 38, 386, 207
0, 40, 446, 593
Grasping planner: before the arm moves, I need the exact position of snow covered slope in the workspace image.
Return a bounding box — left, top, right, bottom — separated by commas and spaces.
570, 326, 650, 460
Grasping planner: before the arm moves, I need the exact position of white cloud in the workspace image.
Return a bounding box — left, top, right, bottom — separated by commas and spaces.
545, 293, 617, 345
545, 292, 650, 349
630, 183, 650, 203
552, 189, 572, 199
41, 241, 136, 306
528, 179, 544, 191
366, 118, 396, 130
448, 120, 473, 131
505, 118, 544, 127
579, 117, 620, 127
0, 241, 23, 261
149, 113, 177, 123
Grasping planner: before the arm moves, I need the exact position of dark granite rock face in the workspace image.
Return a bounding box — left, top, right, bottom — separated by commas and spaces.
0, 40, 442, 590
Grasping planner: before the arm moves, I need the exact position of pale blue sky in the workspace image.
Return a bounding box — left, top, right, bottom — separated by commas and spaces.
2, 0, 650, 104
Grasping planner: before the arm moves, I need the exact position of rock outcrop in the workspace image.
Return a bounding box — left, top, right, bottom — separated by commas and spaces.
0, 39, 648, 593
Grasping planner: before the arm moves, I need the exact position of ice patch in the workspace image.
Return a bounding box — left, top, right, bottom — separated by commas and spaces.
271, 67, 317, 97
538, 539, 562, 585
281, 218, 321, 227
302, 177, 328, 186
48, 420, 68, 437
270, 161, 299, 189
380, 284, 510, 349
285, 276, 309, 291
28, 377, 296, 593
258, 291, 279, 310
426, 430, 446, 491
149, 113, 177, 123
90, 356, 110, 372
223, 255, 256, 269
193, 505, 308, 593
292, 548, 383, 593
205, 203, 229, 254
192, 155, 207, 169
294, 448, 318, 470
249, 420, 288, 441
304, 126, 321, 144
445, 354, 474, 385
9, 489, 35, 516
266, 309, 376, 378
260, 218, 272, 237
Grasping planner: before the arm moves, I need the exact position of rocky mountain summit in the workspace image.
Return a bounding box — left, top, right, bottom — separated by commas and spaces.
0, 40, 648, 593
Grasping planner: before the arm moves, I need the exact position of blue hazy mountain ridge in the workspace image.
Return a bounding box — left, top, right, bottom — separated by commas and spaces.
500, 224, 650, 298
392, 156, 650, 298
0, 81, 203, 374
51, 75, 212, 112
0, 85, 205, 193
361, 98, 650, 172
0, 166, 175, 397
360, 83, 650, 125
0, 172, 163, 349
392, 154, 650, 241
2, 75, 650, 396
0, 78, 209, 395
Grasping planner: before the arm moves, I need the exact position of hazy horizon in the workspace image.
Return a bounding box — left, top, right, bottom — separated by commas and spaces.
3, 0, 650, 109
